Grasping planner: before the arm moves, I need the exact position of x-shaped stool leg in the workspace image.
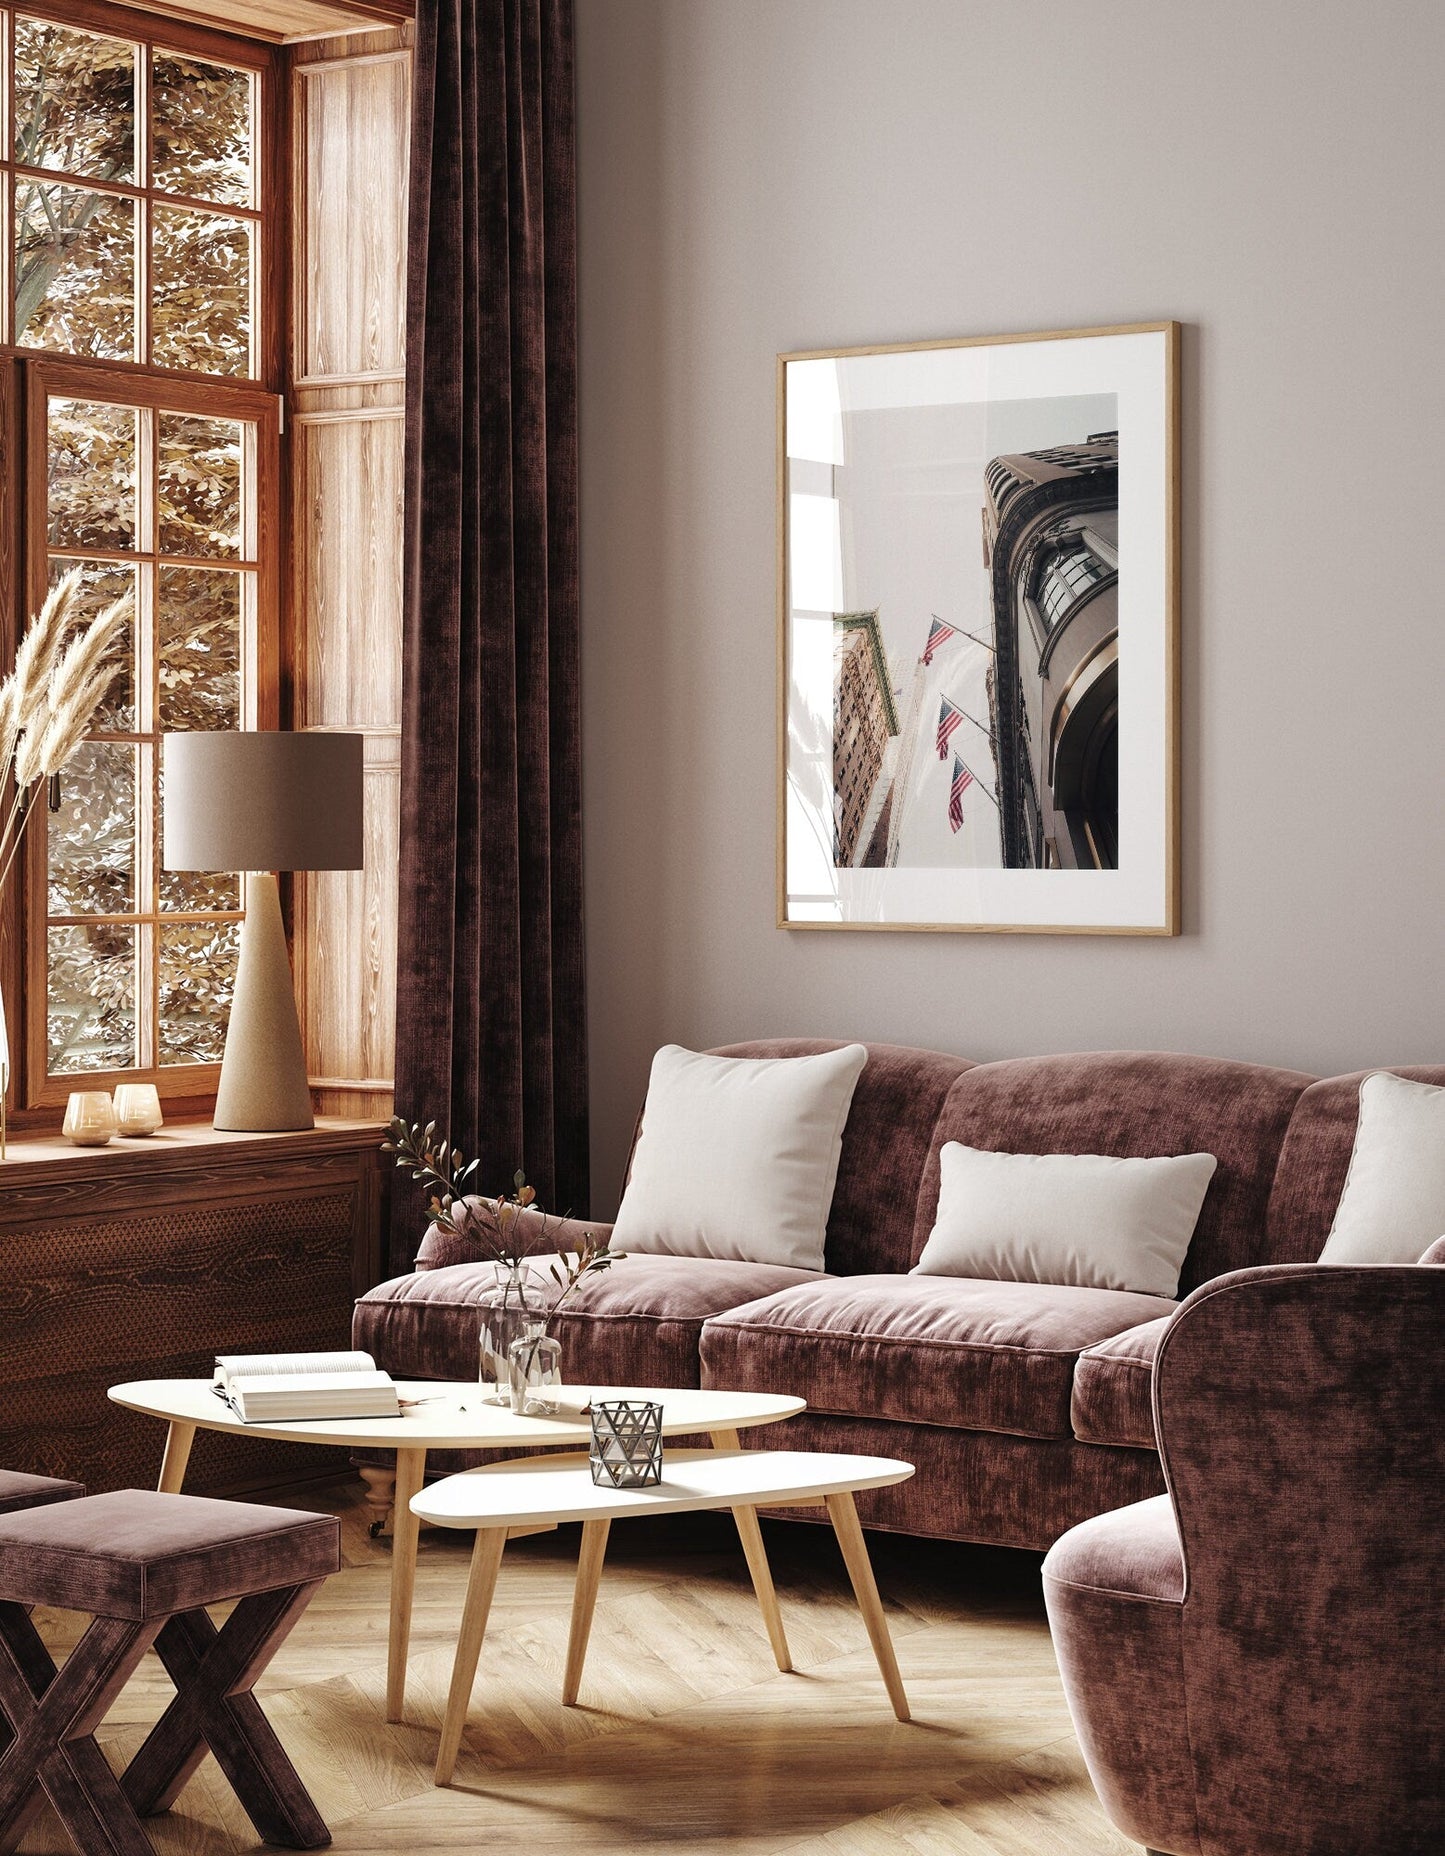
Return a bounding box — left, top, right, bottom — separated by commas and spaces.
0, 1600, 162, 1856
123, 1581, 329, 1850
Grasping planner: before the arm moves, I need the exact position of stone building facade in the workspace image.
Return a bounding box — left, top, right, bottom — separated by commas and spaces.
982, 435, 1119, 869
832, 610, 899, 866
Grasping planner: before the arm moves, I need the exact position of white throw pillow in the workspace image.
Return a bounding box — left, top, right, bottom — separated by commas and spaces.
611, 1043, 868, 1271
1320, 1072, 1445, 1265
912, 1142, 1218, 1299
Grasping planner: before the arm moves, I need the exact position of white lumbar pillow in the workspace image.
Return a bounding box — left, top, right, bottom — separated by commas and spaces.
611, 1043, 868, 1272
1320, 1071, 1445, 1265
912, 1142, 1218, 1299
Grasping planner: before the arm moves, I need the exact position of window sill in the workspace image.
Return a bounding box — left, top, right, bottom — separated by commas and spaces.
0, 1114, 386, 1180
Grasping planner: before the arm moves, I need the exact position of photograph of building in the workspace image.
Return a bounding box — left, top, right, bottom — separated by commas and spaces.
983, 435, 1119, 868
832, 610, 899, 865
798, 388, 1119, 884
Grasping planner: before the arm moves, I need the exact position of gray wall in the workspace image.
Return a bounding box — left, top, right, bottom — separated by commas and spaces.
574, 0, 1445, 1214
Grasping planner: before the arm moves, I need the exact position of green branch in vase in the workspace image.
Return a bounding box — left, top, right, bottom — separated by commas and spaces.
381, 1118, 624, 1292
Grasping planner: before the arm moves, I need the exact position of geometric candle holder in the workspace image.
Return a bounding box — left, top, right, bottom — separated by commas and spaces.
589, 1400, 664, 1488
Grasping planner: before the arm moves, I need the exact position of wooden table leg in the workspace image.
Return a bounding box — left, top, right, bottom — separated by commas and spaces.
157, 1421, 195, 1494
562, 1518, 610, 1707
434, 1527, 507, 1787
824, 1490, 910, 1722
711, 1427, 791, 1672
386, 1446, 427, 1724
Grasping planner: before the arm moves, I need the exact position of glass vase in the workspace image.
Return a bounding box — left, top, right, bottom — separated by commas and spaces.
477, 1262, 544, 1405
509, 1323, 561, 1415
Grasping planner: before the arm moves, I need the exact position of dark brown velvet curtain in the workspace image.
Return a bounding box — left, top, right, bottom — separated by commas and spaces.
390, 0, 588, 1271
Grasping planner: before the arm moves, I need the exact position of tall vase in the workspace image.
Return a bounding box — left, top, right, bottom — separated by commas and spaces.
477, 1262, 543, 1405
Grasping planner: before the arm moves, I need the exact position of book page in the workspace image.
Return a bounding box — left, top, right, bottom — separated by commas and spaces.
216, 1350, 376, 1381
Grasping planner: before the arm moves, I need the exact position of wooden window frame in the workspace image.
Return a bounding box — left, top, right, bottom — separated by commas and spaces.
22, 356, 281, 1110
0, 1, 288, 1122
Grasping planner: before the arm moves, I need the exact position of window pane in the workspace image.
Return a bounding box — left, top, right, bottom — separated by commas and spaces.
152, 52, 252, 207
47, 922, 136, 1074
47, 399, 138, 552
15, 180, 136, 359
158, 567, 242, 730
151, 205, 251, 376
48, 741, 137, 916
159, 919, 238, 1065
158, 863, 240, 915
47, 559, 137, 731
158, 414, 243, 558
13, 16, 136, 183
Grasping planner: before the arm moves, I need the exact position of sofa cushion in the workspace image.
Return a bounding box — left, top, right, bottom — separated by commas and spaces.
355, 1253, 826, 1389
1319, 1072, 1445, 1265
1042, 1490, 1185, 1603
1266, 1065, 1445, 1262
914, 1143, 1216, 1298
613, 1041, 868, 1270
699, 1274, 1176, 1440
710, 1040, 975, 1275
1071, 1315, 1171, 1449
915, 1052, 1314, 1297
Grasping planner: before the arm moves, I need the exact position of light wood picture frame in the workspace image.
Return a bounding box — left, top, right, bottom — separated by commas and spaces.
777, 321, 1180, 935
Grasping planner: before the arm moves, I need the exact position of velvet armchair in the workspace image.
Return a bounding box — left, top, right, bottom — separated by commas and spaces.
1043, 1260, 1445, 1856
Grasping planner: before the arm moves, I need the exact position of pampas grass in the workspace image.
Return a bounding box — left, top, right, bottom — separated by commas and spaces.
0, 572, 133, 902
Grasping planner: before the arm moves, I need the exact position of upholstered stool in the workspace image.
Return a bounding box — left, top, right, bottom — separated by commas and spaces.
0, 1470, 85, 1515
0, 1489, 340, 1855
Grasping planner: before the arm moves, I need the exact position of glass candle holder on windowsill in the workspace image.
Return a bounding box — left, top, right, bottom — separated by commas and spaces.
113, 1082, 163, 1136
62, 1090, 118, 1147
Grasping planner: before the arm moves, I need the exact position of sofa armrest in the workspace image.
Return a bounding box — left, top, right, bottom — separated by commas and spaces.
1418, 1236, 1445, 1266
415, 1200, 614, 1272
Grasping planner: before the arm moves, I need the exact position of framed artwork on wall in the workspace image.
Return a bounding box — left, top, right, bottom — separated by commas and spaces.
777, 321, 1179, 934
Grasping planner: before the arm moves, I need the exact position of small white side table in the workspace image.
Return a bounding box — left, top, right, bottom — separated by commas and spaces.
414, 1446, 917, 1785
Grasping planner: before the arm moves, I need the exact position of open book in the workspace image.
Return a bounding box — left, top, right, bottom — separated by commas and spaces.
213, 1349, 401, 1423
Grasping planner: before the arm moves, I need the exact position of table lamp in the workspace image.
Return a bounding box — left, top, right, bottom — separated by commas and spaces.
163, 731, 364, 1132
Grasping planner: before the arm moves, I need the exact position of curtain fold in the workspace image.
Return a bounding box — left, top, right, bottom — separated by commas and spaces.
390, 0, 587, 1272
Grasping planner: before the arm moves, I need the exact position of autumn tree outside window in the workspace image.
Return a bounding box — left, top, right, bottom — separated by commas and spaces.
0, 3, 281, 1109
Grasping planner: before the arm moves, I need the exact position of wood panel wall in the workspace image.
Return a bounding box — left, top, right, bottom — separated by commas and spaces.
289, 27, 410, 1121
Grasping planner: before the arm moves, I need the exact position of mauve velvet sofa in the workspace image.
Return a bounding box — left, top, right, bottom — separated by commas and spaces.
1043, 1255, 1445, 1856
354, 1041, 1445, 1550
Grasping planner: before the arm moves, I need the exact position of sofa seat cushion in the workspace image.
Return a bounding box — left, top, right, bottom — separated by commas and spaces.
699, 1274, 1176, 1440
1071, 1316, 1172, 1449
1042, 1491, 1185, 1603
355, 1254, 827, 1389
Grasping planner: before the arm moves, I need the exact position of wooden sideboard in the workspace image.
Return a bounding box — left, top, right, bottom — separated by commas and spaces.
0, 1118, 390, 1495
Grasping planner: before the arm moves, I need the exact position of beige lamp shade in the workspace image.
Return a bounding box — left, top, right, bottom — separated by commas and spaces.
162, 731, 363, 872
161, 730, 363, 1134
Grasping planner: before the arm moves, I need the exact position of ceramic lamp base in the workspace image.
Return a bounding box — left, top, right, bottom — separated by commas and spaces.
214, 872, 314, 1133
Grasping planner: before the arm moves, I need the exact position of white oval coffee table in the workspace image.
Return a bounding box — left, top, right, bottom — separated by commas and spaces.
415, 1447, 917, 1784
108, 1379, 805, 1723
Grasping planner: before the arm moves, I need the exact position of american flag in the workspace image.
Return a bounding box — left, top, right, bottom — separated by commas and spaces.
948, 757, 974, 834
937, 697, 964, 760
922, 616, 958, 665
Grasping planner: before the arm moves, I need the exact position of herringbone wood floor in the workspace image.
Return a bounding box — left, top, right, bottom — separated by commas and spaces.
18, 1477, 1136, 1855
